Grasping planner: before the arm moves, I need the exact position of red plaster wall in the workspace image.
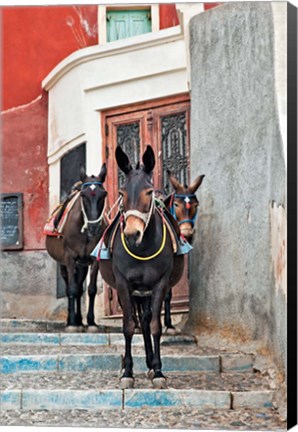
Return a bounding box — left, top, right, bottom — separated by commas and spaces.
1, 6, 98, 250
159, 4, 179, 29
1, 94, 49, 250
2, 6, 98, 111
204, 3, 222, 11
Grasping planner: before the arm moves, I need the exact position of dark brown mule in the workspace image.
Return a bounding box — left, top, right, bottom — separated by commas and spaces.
46, 165, 107, 331
163, 171, 205, 332
99, 145, 184, 389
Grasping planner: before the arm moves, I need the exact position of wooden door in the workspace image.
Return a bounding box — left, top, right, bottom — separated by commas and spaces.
102, 95, 190, 316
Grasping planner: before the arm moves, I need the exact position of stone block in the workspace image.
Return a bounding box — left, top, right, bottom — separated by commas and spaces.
58, 354, 122, 372
232, 391, 274, 409
22, 389, 123, 410
132, 355, 219, 372
221, 354, 254, 372
110, 333, 143, 346
0, 355, 58, 374
124, 389, 230, 409
0, 390, 21, 410
0, 332, 60, 345
60, 333, 110, 346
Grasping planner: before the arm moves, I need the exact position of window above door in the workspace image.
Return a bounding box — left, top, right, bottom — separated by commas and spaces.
107, 10, 151, 42
98, 5, 160, 44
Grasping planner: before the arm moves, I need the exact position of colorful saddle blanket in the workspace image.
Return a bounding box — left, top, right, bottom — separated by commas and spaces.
43, 192, 80, 237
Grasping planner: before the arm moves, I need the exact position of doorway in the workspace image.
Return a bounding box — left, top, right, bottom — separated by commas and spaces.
102, 95, 190, 316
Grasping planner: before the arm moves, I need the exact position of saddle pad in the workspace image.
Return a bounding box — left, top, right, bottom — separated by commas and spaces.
43, 192, 80, 236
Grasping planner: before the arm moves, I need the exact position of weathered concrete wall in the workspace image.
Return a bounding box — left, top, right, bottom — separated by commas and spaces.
1, 251, 67, 320
187, 2, 286, 372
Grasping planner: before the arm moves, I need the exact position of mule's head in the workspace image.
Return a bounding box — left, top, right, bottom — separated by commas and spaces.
116, 145, 155, 247
79, 164, 107, 236
165, 171, 205, 243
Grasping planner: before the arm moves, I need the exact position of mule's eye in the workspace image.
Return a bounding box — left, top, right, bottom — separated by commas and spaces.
119, 190, 124, 197
174, 202, 179, 207
146, 189, 153, 196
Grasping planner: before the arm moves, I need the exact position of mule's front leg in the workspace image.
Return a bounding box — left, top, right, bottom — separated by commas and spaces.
121, 314, 135, 389
87, 260, 99, 329
75, 264, 88, 327
136, 297, 154, 372
65, 259, 82, 330
117, 284, 136, 389
164, 289, 175, 332
150, 287, 167, 389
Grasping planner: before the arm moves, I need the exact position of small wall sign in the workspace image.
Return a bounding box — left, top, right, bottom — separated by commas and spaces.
1, 193, 23, 250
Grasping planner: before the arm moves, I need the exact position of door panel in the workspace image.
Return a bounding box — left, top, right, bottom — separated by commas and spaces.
102, 96, 190, 316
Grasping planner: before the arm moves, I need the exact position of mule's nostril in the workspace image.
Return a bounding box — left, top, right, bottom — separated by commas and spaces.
124, 229, 143, 247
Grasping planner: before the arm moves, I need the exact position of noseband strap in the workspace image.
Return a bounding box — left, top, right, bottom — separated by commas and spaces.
121, 192, 155, 232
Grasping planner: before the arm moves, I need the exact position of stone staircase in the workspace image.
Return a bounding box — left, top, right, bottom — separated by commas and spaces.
0, 320, 285, 430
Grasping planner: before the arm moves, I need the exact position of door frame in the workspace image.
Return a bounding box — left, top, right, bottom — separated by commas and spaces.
101, 93, 191, 316
101, 93, 190, 205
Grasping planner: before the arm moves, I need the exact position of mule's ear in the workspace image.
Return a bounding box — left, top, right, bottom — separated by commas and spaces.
163, 194, 172, 208
116, 146, 132, 174
142, 145, 155, 173
188, 175, 205, 194
98, 163, 107, 183
167, 170, 182, 192
80, 165, 87, 182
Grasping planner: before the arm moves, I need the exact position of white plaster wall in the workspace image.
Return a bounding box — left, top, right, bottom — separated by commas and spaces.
43, 26, 188, 210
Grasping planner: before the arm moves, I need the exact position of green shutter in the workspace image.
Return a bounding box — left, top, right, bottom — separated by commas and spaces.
107, 10, 151, 42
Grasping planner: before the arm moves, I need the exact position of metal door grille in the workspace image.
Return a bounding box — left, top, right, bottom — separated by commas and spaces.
116, 123, 140, 189
161, 112, 188, 194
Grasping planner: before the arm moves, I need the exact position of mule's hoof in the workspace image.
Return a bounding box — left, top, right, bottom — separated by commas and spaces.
152, 377, 167, 389
146, 369, 155, 380
120, 377, 135, 389
165, 326, 181, 336
65, 325, 84, 333
87, 325, 99, 333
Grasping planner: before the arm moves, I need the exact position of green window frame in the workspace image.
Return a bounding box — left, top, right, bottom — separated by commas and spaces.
107, 10, 152, 42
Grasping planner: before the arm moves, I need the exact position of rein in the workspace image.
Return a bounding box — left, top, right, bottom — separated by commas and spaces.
169, 193, 198, 226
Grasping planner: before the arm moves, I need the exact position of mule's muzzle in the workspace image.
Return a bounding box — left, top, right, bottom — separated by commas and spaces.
124, 216, 145, 246
180, 223, 195, 244
124, 229, 143, 247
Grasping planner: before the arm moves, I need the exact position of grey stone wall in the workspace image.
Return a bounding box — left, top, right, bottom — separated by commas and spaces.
187, 2, 286, 372
1, 251, 67, 320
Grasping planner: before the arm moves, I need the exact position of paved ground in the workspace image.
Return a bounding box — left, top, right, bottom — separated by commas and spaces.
0, 406, 286, 430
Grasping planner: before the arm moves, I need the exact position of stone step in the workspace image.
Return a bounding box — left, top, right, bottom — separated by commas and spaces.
0, 319, 67, 333
0, 346, 255, 375
1, 370, 275, 411
0, 331, 196, 346
0, 353, 233, 374
0, 406, 285, 429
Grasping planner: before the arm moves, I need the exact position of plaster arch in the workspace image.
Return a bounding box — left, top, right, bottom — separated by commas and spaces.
43, 25, 190, 211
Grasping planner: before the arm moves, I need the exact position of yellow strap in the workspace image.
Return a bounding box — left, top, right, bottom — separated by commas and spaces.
120, 223, 167, 261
